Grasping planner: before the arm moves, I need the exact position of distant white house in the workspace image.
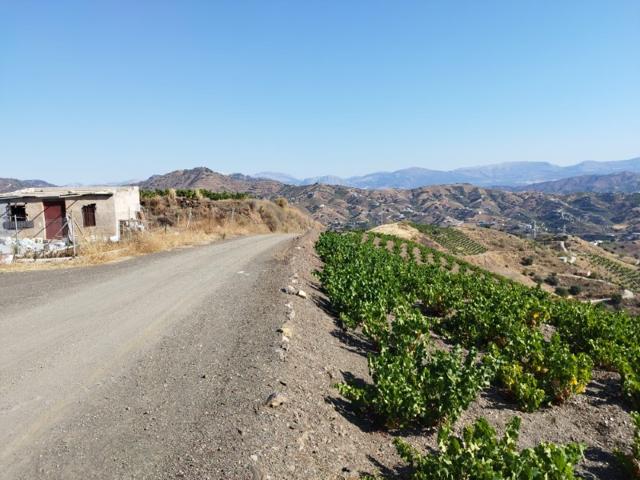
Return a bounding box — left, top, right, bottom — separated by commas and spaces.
0, 186, 141, 242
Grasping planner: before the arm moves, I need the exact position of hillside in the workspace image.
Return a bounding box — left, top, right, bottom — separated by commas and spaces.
371, 222, 638, 306
280, 182, 640, 237
0, 178, 55, 193
138, 167, 283, 196
137, 168, 640, 237
511, 171, 640, 194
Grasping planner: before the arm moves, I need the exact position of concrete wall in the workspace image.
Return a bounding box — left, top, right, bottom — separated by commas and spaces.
112, 187, 142, 239
66, 195, 118, 241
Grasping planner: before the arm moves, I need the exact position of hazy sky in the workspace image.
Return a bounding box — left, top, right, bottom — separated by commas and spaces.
1, 1, 639, 184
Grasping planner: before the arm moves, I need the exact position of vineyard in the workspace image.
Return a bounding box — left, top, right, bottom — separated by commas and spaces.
411, 223, 488, 255
316, 231, 640, 478
586, 253, 640, 292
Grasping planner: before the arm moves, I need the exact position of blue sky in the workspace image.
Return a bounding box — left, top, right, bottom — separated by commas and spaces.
1, 1, 639, 184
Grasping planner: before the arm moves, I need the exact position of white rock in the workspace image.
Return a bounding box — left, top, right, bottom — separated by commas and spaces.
265, 392, 288, 408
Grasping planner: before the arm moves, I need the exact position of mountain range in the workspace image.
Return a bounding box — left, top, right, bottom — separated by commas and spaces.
255, 156, 640, 189
510, 171, 640, 194
133, 166, 640, 237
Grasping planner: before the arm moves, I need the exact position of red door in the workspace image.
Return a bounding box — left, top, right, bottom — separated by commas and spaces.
44, 201, 68, 239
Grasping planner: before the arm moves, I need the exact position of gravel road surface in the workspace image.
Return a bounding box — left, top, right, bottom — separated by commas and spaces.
0, 234, 294, 479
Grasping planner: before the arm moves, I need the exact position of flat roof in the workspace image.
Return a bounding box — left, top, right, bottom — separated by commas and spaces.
0, 186, 137, 202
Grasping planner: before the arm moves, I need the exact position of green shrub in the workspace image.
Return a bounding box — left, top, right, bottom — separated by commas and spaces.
568, 285, 582, 296
493, 334, 592, 412
610, 293, 623, 307
338, 342, 494, 428
395, 417, 585, 479
616, 411, 640, 478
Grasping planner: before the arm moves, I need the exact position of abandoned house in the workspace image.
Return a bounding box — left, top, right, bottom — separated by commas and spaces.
0, 186, 141, 242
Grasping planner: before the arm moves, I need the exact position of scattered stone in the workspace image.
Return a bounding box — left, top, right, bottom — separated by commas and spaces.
265, 392, 288, 408
277, 324, 293, 337
283, 285, 297, 295
297, 290, 308, 299
286, 310, 296, 320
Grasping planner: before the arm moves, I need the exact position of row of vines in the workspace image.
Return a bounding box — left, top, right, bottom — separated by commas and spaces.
586, 253, 640, 292
410, 223, 487, 255
315, 231, 640, 479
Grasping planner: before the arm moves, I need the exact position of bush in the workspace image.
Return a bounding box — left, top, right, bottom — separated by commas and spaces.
338, 341, 494, 428
616, 411, 640, 477
494, 334, 592, 412
545, 274, 559, 286
555, 287, 569, 297
395, 417, 585, 479
610, 293, 623, 307
521, 256, 534, 266
568, 285, 582, 296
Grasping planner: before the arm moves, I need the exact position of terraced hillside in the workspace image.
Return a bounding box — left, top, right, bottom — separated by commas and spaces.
371, 222, 639, 312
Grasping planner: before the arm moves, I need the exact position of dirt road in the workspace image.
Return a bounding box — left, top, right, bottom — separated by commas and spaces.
0, 234, 294, 479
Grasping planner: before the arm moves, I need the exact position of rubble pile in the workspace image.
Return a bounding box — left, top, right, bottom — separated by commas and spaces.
0, 237, 72, 264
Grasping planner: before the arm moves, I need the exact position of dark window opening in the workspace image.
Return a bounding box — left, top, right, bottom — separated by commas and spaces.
82, 204, 96, 227
9, 205, 27, 222
3, 204, 33, 230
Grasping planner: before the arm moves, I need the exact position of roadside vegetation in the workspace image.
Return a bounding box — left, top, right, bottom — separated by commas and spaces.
315, 230, 640, 477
